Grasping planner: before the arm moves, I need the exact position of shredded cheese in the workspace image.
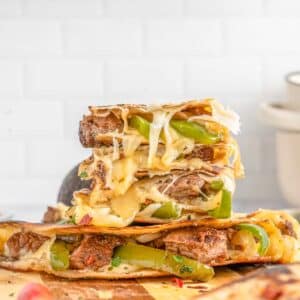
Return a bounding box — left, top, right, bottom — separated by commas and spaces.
148, 111, 167, 167
122, 135, 143, 157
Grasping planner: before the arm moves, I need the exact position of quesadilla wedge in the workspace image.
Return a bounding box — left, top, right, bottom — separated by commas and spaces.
79, 99, 244, 182
44, 166, 235, 227
1, 210, 299, 280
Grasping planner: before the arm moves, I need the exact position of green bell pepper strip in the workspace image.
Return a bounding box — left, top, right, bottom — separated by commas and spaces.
129, 116, 221, 146
129, 115, 150, 139
113, 242, 214, 281
152, 202, 180, 219
210, 180, 224, 191
50, 241, 70, 271
235, 223, 270, 256
170, 120, 221, 145
208, 189, 232, 219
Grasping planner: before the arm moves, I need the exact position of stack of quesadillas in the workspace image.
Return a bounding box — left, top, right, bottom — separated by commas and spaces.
53, 99, 244, 227
0, 99, 299, 282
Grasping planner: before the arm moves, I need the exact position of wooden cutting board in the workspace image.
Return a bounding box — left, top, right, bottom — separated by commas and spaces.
0, 266, 261, 300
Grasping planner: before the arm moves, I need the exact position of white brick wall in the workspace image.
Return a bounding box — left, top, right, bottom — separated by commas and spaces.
0, 0, 297, 219
27, 61, 103, 96
185, 58, 262, 97
24, 0, 104, 17
186, 0, 263, 17
65, 21, 142, 56
0, 102, 63, 137
0, 0, 22, 17
0, 141, 25, 177
0, 62, 23, 96
27, 139, 88, 178
106, 0, 182, 17
145, 20, 222, 55
0, 21, 62, 56
106, 60, 183, 96
265, 0, 300, 17
226, 19, 300, 54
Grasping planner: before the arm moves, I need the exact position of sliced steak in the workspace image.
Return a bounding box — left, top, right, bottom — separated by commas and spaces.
163, 227, 229, 264
6, 231, 49, 258
79, 113, 123, 147
185, 146, 214, 161
70, 235, 124, 270
43, 206, 61, 223
158, 173, 205, 201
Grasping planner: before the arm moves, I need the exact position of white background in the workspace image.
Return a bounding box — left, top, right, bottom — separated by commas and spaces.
0, 0, 299, 220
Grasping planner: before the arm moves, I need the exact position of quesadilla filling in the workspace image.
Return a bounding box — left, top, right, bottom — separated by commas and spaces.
2, 213, 299, 281
44, 168, 235, 226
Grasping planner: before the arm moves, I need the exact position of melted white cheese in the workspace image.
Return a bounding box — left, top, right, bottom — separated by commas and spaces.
137, 203, 162, 217
73, 204, 135, 227
111, 157, 138, 196
122, 135, 143, 157
188, 99, 240, 134
148, 111, 167, 167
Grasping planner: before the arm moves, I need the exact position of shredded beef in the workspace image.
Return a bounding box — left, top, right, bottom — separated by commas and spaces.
162, 227, 229, 264
43, 206, 61, 224
185, 146, 214, 161
70, 235, 124, 270
158, 173, 205, 201
79, 113, 123, 147
6, 231, 49, 258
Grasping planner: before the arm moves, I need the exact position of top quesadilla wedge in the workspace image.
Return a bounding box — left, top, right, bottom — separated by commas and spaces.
79, 99, 244, 179
80, 99, 240, 146
0, 210, 299, 280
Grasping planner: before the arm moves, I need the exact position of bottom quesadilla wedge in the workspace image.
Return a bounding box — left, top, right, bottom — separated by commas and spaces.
0, 210, 299, 281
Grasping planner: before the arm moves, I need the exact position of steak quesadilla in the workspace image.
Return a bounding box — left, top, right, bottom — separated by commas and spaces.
46, 99, 244, 227
1, 210, 299, 280
78, 99, 243, 181
45, 166, 235, 227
